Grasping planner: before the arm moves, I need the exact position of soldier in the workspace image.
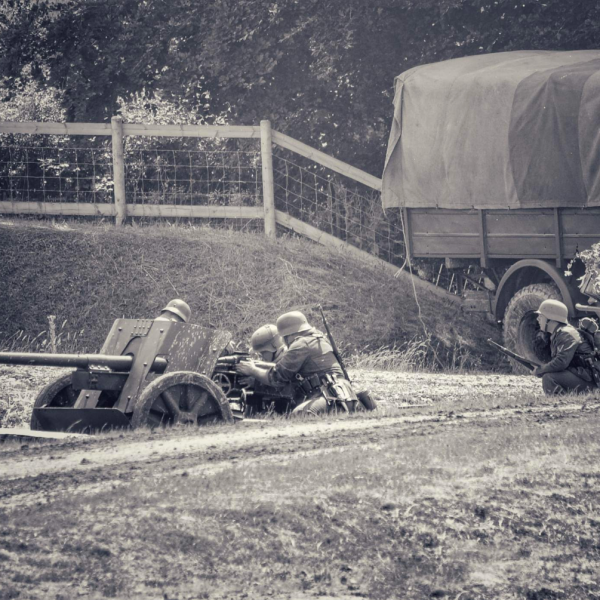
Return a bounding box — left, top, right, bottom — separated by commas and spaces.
250, 324, 286, 363
155, 299, 191, 323
237, 310, 357, 416
533, 299, 596, 395
242, 324, 294, 414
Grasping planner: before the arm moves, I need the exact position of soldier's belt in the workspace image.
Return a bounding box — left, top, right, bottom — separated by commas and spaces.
294, 372, 348, 396
294, 373, 323, 394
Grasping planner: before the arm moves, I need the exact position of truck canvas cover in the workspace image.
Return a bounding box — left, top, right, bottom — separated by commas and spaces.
382, 50, 600, 210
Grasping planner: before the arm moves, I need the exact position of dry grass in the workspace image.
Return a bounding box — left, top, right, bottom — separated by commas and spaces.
348, 336, 482, 373
0, 218, 503, 370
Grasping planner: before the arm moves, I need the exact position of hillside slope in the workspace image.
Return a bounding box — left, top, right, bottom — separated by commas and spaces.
0, 219, 502, 369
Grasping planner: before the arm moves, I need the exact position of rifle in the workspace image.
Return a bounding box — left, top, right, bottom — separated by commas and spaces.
318, 305, 377, 410
487, 339, 541, 371
318, 305, 350, 381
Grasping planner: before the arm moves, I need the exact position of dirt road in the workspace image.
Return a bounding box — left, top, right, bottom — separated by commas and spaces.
2, 367, 600, 600
0, 366, 594, 510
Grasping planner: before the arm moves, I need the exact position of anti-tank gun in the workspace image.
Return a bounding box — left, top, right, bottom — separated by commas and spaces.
0, 318, 238, 432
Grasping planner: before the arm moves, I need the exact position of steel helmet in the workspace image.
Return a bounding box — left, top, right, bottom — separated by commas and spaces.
580, 317, 599, 334
536, 299, 568, 324
276, 311, 312, 337
250, 324, 283, 352
161, 299, 191, 323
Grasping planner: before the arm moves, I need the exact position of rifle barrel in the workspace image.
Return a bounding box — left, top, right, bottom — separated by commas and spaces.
318, 305, 350, 381
486, 339, 540, 370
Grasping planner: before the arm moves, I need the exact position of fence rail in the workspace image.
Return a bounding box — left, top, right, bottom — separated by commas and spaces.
0, 118, 379, 232
0, 118, 463, 303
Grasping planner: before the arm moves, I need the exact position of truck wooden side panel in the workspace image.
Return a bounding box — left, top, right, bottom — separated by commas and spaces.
406, 208, 600, 266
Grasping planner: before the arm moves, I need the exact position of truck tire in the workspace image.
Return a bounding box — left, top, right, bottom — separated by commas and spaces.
503, 283, 560, 374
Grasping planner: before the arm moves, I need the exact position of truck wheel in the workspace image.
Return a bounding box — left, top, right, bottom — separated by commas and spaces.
30, 373, 78, 430
503, 283, 560, 374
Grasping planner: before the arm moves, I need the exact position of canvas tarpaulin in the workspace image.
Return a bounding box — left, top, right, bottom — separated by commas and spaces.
381, 50, 600, 210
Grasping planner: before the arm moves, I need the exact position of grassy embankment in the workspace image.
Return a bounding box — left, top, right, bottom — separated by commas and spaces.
0, 218, 501, 368
0, 397, 599, 600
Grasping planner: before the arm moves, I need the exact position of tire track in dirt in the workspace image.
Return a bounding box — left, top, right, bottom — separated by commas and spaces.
1, 401, 598, 510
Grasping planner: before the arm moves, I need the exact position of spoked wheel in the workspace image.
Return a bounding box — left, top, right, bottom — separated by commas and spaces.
131, 371, 234, 429
30, 373, 78, 430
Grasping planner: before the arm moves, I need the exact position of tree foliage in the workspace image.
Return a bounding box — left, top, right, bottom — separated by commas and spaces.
2, 0, 600, 174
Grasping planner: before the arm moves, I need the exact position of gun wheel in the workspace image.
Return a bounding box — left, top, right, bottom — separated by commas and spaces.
30, 373, 78, 431
131, 371, 234, 429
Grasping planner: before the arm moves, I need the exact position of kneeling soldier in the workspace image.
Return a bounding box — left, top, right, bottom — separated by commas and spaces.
237, 310, 357, 416
533, 299, 597, 395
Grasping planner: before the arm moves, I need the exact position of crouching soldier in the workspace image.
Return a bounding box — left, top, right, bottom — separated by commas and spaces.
533, 299, 597, 395
250, 324, 286, 363
237, 311, 357, 416
242, 324, 295, 414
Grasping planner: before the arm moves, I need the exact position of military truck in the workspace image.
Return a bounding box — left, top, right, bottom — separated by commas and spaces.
382, 50, 600, 369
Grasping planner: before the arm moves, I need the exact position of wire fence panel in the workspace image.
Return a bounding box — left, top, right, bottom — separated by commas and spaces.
0, 134, 264, 211
272, 146, 406, 267
0, 134, 113, 204
123, 138, 262, 208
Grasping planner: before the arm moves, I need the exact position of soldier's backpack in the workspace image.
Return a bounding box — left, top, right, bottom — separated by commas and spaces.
578, 318, 600, 356
577, 317, 600, 386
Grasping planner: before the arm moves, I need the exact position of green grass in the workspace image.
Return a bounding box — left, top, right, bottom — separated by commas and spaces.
1, 410, 599, 599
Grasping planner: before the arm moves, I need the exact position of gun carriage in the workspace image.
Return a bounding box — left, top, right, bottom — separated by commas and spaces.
213, 353, 294, 416
0, 318, 289, 433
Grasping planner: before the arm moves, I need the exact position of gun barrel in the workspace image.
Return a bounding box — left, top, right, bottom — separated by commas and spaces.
217, 356, 275, 368
318, 304, 350, 381
0, 352, 168, 372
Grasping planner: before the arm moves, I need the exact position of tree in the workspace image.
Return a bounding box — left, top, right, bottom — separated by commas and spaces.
2, 0, 600, 175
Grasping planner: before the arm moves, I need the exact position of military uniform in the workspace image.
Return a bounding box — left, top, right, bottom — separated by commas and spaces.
537, 323, 596, 395
267, 328, 357, 415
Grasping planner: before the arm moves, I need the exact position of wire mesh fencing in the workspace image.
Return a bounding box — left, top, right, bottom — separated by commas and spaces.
0, 134, 113, 204
123, 137, 262, 209
0, 133, 264, 210
0, 125, 476, 295
271, 146, 406, 268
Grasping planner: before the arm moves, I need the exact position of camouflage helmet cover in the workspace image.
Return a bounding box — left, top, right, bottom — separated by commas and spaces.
536, 299, 568, 324
161, 299, 191, 323
250, 324, 283, 352
276, 311, 312, 337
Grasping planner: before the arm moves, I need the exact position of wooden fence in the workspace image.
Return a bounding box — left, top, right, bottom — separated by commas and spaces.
0, 118, 461, 304
0, 118, 380, 233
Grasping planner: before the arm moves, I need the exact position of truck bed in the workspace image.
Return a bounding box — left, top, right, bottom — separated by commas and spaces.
404, 207, 600, 267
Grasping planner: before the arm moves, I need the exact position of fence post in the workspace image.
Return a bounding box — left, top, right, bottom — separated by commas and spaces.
111, 116, 126, 226
260, 120, 277, 238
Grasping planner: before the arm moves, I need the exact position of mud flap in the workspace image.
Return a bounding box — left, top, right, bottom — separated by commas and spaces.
32, 408, 132, 433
